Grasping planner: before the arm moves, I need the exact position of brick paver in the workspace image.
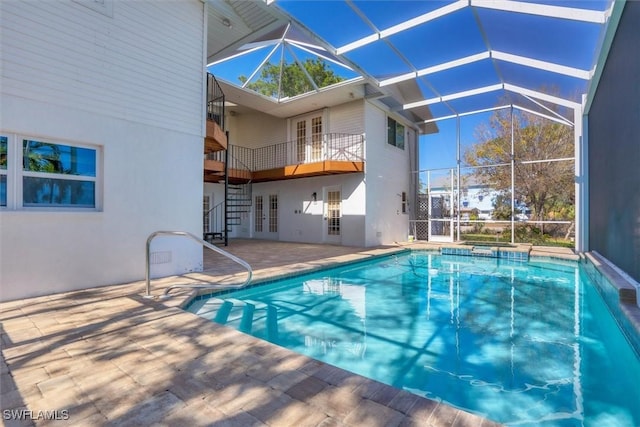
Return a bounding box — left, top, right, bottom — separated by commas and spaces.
1, 240, 501, 426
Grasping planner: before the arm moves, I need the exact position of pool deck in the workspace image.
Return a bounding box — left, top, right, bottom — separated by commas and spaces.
0, 240, 582, 427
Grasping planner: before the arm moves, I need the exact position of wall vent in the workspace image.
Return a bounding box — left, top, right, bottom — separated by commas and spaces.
150, 251, 172, 265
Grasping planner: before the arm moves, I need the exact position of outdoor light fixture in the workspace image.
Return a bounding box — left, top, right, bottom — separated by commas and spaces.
221, 17, 232, 28
312, 192, 317, 202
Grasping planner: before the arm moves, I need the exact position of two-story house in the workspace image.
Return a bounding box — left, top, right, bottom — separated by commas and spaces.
202, 75, 431, 247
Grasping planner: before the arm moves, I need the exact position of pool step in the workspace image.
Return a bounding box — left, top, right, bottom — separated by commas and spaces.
192, 297, 282, 341
441, 245, 530, 261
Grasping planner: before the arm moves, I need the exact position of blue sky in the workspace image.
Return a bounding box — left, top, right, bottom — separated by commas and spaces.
420, 112, 492, 171
211, 0, 609, 172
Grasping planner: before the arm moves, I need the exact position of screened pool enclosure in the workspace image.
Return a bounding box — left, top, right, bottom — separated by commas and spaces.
205, 0, 622, 250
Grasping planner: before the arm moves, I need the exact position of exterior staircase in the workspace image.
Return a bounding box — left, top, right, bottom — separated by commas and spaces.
203, 179, 252, 244
227, 182, 252, 231
203, 73, 253, 245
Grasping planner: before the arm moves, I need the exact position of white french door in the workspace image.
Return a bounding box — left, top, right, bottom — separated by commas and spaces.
253, 193, 279, 240
323, 186, 342, 244
292, 113, 323, 164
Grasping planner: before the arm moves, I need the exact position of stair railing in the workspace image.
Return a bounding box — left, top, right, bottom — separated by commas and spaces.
204, 201, 225, 239
145, 230, 252, 298
206, 73, 225, 129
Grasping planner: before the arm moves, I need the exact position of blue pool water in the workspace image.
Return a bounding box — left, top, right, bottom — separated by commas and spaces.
187, 252, 640, 426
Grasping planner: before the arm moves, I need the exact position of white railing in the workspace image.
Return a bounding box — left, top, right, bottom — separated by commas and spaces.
209, 133, 364, 172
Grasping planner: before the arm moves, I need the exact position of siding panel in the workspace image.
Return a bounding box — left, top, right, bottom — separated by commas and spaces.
1, 0, 204, 136
329, 101, 364, 134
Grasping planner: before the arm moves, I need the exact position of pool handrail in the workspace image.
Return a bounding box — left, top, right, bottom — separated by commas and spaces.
145, 231, 252, 298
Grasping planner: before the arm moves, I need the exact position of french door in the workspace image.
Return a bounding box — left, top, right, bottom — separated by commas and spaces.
293, 113, 323, 164
253, 193, 279, 240
323, 186, 341, 244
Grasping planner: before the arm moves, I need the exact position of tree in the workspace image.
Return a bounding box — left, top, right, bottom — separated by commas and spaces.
464, 107, 574, 221
491, 194, 513, 220
239, 58, 344, 98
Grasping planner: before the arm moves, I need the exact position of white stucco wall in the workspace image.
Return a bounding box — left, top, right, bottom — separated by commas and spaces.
211, 101, 368, 246
227, 110, 287, 149
247, 174, 366, 246
363, 102, 414, 246
0, 0, 206, 301
210, 99, 417, 247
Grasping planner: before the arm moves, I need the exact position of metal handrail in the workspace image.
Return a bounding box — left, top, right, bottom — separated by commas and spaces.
206, 134, 363, 171
206, 73, 225, 129
253, 133, 364, 171
145, 231, 252, 298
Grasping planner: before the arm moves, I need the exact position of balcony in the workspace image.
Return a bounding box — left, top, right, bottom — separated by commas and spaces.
204, 133, 364, 183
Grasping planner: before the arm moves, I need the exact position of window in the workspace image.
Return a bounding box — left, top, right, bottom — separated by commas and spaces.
296, 120, 306, 163
203, 195, 211, 233
269, 194, 278, 233
387, 117, 405, 149
255, 195, 263, 232
401, 191, 408, 214
327, 190, 341, 235
22, 139, 96, 207
311, 116, 322, 161
0, 134, 100, 209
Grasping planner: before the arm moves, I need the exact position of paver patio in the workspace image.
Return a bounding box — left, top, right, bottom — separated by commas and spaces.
0, 240, 522, 426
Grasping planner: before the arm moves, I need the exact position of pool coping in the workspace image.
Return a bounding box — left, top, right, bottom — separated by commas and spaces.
174, 243, 582, 310
173, 246, 412, 310
583, 251, 640, 355
178, 243, 640, 359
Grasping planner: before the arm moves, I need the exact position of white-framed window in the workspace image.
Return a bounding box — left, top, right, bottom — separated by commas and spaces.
387, 117, 405, 150
0, 134, 101, 210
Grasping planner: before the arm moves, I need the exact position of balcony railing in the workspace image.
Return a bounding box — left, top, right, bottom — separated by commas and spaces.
207, 133, 363, 170
206, 73, 225, 129
254, 133, 363, 171
206, 133, 364, 172
206, 145, 252, 172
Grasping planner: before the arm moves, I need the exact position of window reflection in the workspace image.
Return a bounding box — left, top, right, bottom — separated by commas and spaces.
23, 140, 96, 177
0, 176, 6, 207
23, 177, 95, 207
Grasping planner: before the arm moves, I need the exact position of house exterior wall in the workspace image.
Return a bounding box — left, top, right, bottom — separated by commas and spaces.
210, 99, 415, 247
363, 102, 414, 246
587, 0, 640, 283
247, 174, 366, 246
209, 101, 369, 245
228, 111, 287, 148
0, 0, 206, 301
328, 100, 365, 135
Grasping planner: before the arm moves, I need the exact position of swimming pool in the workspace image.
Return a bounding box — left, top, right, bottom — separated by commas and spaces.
187, 251, 640, 426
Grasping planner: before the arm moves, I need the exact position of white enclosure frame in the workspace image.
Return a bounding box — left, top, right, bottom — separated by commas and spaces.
419, 104, 579, 246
